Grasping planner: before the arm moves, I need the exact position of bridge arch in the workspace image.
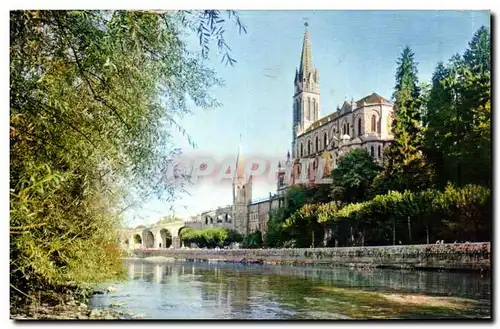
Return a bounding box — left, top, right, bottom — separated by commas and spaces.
160, 228, 173, 248
133, 234, 142, 245
142, 230, 155, 248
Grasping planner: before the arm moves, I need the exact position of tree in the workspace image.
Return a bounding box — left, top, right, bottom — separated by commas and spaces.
331, 148, 381, 203
378, 46, 432, 193
10, 10, 246, 303
264, 208, 291, 248
423, 26, 491, 188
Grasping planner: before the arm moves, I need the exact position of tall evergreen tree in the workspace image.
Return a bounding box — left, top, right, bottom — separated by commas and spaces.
423, 26, 491, 188
377, 46, 432, 193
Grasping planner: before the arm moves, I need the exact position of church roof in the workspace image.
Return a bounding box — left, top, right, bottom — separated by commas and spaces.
356, 92, 391, 105
300, 92, 391, 135
302, 111, 339, 134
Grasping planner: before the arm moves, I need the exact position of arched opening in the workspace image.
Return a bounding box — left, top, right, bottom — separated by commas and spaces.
295, 99, 299, 121
343, 123, 347, 135
133, 234, 142, 245
307, 97, 311, 120
371, 115, 377, 132
313, 99, 317, 121
160, 229, 172, 248
300, 143, 304, 157
357, 117, 362, 136
323, 133, 328, 149
315, 136, 319, 152
307, 140, 311, 155
217, 214, 223, 223
347, 123, 350, 135
225, 214, 232, 223
142, 230, 155, 248
205, 217, 208, 225
370, 145, 375, 157
378, 145, 381, 158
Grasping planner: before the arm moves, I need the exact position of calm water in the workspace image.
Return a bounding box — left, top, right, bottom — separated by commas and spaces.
94, 259, 491, 320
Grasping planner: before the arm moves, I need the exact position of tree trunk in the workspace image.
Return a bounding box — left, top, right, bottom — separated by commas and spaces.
311, 230, 315, 248
407, 216, 412, 243
392, 218, 396, 246
350, 225, 354, 246
322, 224, 328, 247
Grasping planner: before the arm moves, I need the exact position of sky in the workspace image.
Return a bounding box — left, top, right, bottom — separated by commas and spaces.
123, 10, 490, 227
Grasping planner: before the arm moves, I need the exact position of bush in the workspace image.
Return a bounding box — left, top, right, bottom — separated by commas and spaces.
282, 185, 491, 247
179, 227, 242, 248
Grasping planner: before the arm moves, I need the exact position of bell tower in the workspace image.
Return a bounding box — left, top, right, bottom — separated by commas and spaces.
292, 23, 320, 158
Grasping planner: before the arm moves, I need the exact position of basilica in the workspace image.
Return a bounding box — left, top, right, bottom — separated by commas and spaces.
196, 27, 395, 237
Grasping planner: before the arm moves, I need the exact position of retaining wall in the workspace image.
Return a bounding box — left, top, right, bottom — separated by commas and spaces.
132, 242, 491, 271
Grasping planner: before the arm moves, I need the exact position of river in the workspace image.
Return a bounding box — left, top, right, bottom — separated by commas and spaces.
91, 259, 491, 320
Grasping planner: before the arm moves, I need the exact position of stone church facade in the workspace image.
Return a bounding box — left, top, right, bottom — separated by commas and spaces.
194, 27, 394, 238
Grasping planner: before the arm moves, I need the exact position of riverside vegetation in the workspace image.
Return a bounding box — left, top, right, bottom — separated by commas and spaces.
10, 10, 247, 317
10, 10, 490, 319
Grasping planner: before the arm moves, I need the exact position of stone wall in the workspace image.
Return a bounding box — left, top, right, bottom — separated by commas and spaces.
132, 242, 490, 271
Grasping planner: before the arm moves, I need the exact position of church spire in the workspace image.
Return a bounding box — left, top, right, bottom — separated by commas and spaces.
298, 23, 313, 80
234, 134, 245, 182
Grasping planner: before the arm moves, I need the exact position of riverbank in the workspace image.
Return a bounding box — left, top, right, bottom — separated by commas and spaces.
131, 242, 490, 272
10, 286, 145, 320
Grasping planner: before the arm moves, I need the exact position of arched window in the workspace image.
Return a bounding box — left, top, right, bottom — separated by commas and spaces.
371, 115, 376, 132
378, 145, 381, 158
308, 97, 311, 120
300, 143, 304, 157
343, 123, 347, 135
347, 123, 350, 135
315, 136, 319, 152
357, 117, 362, 136
295, 99, 299, 122
370, 145, 374, 157
308, 140, 311, 155
323, 133, 328, 149
313, 99, 317, 121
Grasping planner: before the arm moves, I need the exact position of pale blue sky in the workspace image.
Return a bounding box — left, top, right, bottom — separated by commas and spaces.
124, 10, 490, 227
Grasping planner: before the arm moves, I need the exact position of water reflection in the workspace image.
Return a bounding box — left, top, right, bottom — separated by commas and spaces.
106, 260, 490, 319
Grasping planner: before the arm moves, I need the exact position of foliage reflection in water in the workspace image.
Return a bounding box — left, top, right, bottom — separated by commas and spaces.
98, 259, 490, 319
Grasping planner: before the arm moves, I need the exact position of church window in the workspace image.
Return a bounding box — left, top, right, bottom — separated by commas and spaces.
308, 140, 311, 155
347, 123, 350, 135
371, 115, 377, 132
370, 146, 374, 157
300, 143, 304, 157
323, 133, 328, 149
307, 97, 311, 120
357, 117, 362, 136
315, 136, 319, 152
343, 123, 347, 135
313, 99, 317, 121
378, 145, 381, 158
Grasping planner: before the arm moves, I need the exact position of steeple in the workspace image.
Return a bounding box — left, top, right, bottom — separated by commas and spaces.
298, 23, 313, 80
291, 22, 321, 159
234, 134, 245, 183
